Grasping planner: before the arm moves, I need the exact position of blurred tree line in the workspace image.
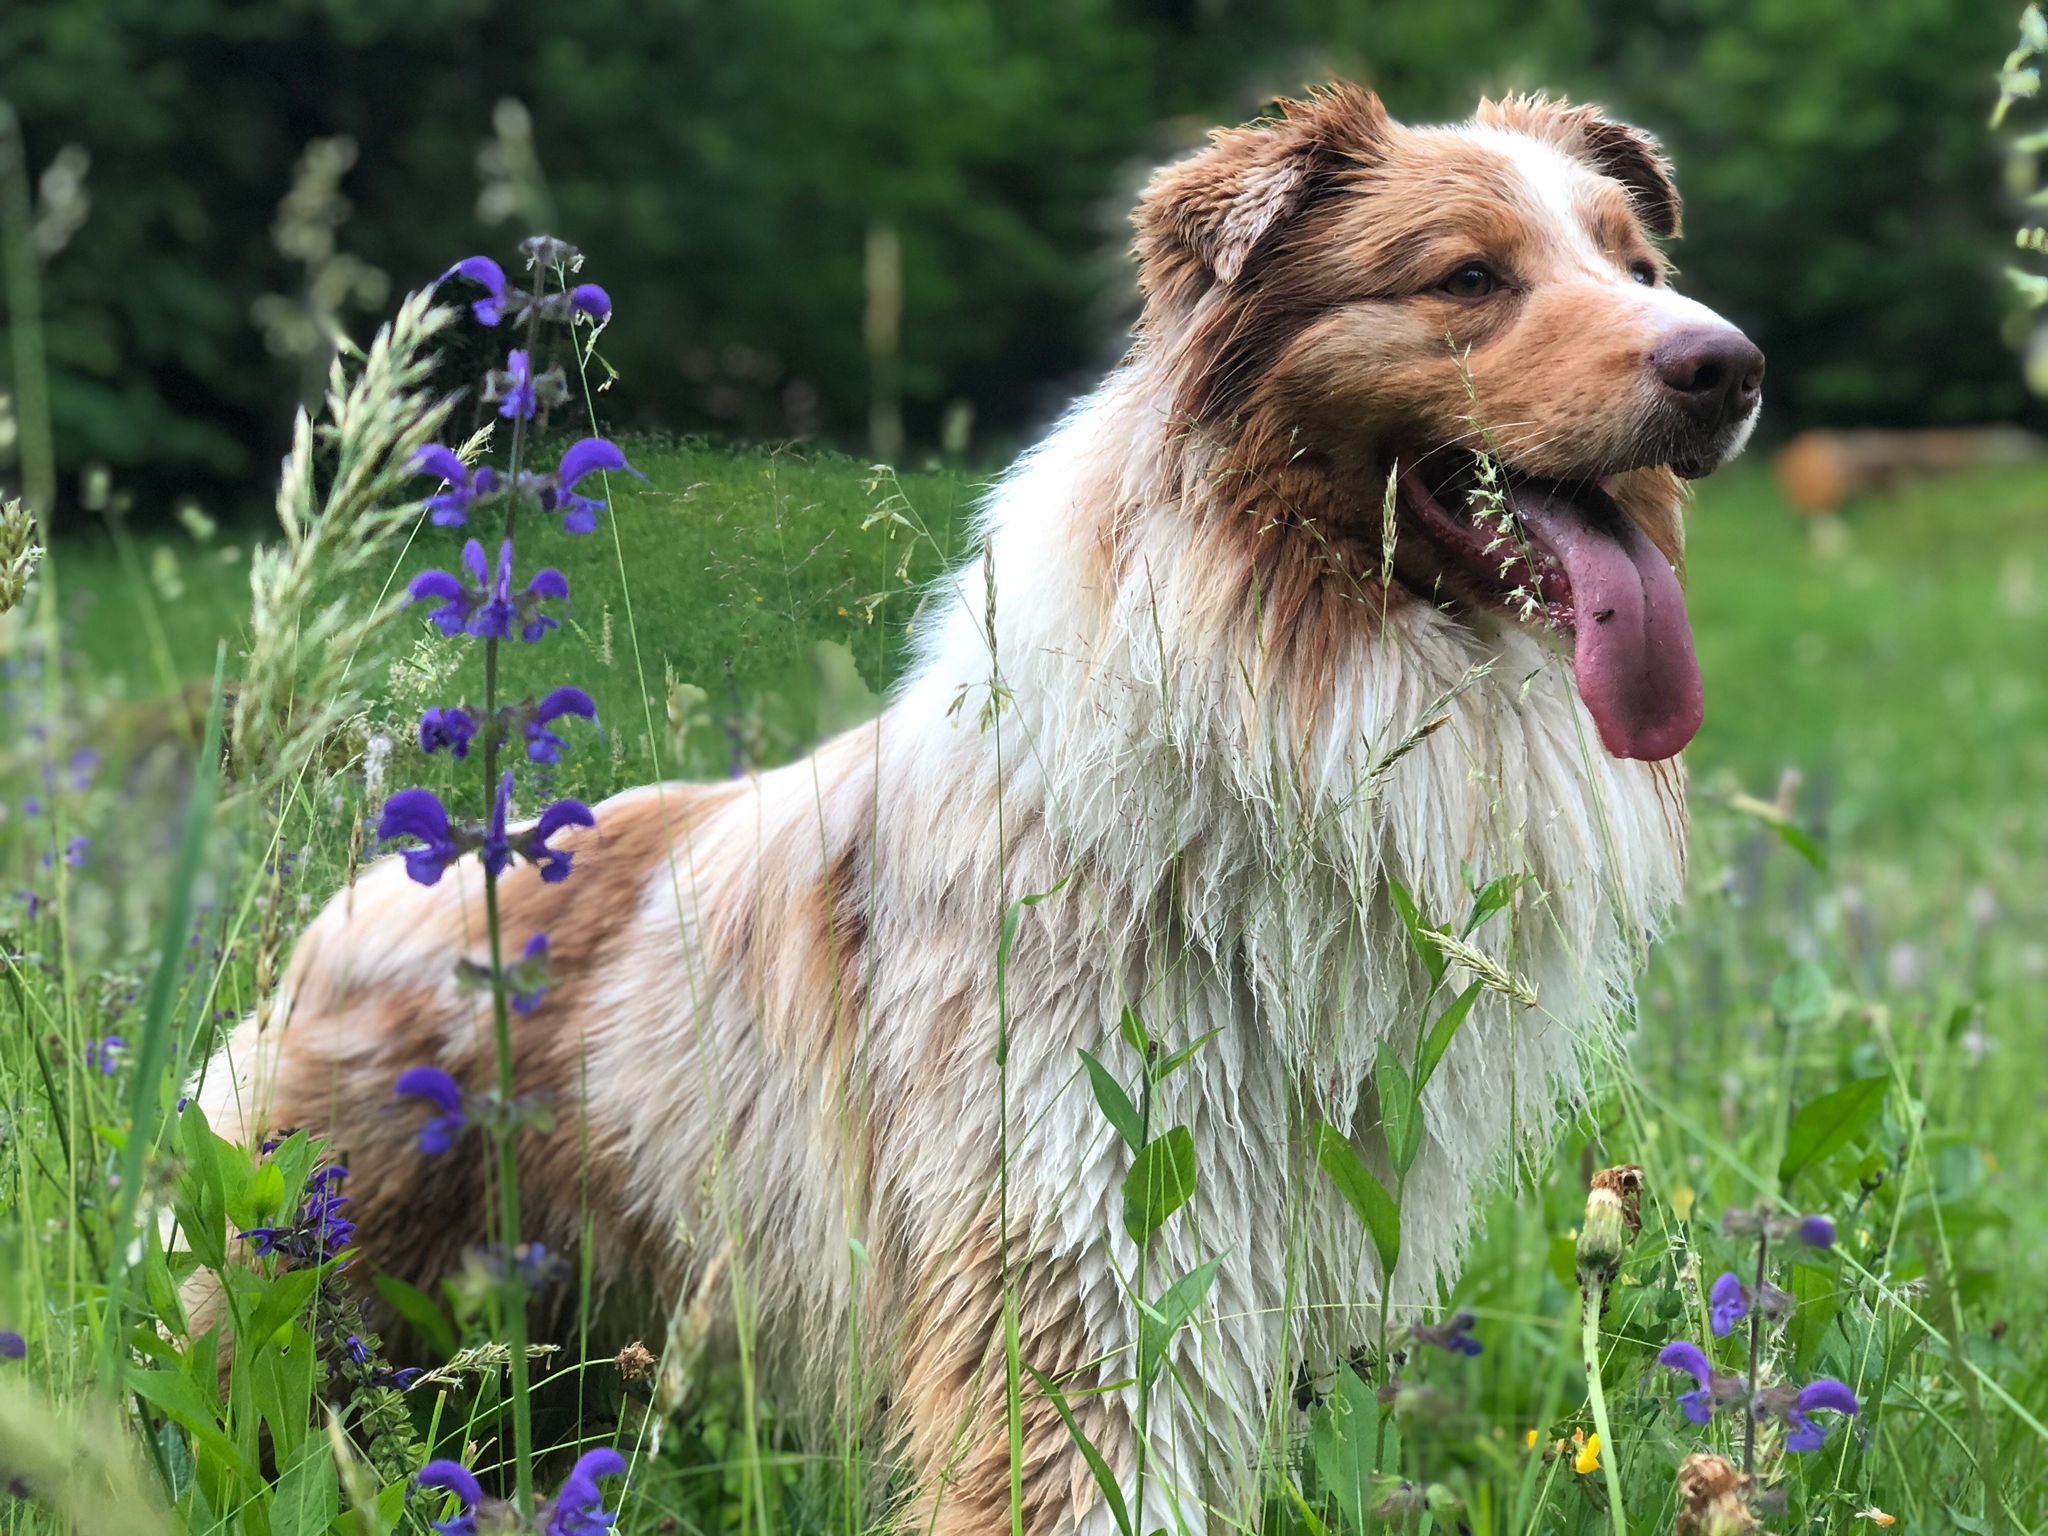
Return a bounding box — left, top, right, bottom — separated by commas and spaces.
0, 0, 2027, 525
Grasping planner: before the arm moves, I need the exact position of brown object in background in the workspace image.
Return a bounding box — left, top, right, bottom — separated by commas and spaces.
1773, 426, 2044, 514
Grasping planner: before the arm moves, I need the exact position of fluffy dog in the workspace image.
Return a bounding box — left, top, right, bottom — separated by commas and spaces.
201, 85, 1761, 1534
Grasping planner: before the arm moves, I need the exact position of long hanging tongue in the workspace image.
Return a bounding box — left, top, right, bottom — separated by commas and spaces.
1511, 489, 1703, 761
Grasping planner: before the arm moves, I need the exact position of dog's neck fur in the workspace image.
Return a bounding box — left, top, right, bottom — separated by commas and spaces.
890, 340, 1687, 1304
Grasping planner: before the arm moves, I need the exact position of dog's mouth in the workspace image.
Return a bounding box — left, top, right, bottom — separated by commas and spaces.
1394, 450, 1703, 762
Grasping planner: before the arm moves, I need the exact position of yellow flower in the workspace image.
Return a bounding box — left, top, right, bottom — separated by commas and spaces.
1524, 1428, 1540, 1449
1573, 1431, 1602, 1476
1854, 1510, 1896, 1528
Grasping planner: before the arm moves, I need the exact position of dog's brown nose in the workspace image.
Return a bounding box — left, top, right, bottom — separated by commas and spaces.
1653, 327, 1765, 430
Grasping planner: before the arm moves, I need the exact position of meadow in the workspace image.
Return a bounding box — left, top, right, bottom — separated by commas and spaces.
3, 404, 2045, 1535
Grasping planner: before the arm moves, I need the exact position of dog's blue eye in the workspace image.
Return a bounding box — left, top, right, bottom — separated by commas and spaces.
1440, 262, 1499, 299
1630, 261, 1658, 286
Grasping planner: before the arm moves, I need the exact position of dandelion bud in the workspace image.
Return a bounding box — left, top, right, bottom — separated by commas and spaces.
1675, 1453, 1757, 1535
1576, 1164, 1643, 1295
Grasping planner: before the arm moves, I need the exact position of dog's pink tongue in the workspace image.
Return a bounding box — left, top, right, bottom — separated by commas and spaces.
1514, 493, 1703, 761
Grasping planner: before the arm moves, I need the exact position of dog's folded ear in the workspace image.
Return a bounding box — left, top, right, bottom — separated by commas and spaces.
1135, 84, 1388, 303
1477, 94, 1682, 239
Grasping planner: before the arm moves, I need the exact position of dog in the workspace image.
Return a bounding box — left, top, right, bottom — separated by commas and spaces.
199, 85, 1760, 1534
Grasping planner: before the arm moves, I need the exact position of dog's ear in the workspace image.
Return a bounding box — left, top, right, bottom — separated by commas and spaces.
1135, 85, 1388, 304
1478, 94, 1682, 239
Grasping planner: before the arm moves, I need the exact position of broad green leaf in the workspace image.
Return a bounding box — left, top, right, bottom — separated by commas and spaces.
1138, 1257, 1222, 1388
1314, 1123, 1399, 1277
1153, 1027, 1222, 1083
245, 1265, 330, 1356
270, 1429, 338, 1536
1310, 1365, 1398, 1534
372, 1272, 458, 1359
1386, 878, 1446, 986
1080, 1049, 1144, 1151
127, 1362, 261, 1483
1779, 1075, 1889, 1187
1122, 1127, 1197, 1244
1025, 1363, 1135, 1536
239, 1162, 286, 1231
1462, 873, 1525, 936
1415, 982, 1483, 1089
1118, 1004, 1149, 1061
1375, 1046, 1422, 1176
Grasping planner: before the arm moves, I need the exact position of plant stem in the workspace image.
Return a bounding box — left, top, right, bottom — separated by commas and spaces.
1582, 1281, 1628, 1536
1743, 1229, 1767, 1480
481, 255, 548, 1516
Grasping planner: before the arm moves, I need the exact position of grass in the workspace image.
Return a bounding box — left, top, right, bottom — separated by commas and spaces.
7, 442, 2048, 1533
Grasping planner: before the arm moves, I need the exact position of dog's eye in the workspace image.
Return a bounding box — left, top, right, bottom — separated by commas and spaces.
1439, 262, 1500, 299
1629, 260, 1659, 286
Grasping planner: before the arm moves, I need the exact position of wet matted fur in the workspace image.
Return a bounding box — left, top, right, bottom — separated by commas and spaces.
199, 84, 1763, 1534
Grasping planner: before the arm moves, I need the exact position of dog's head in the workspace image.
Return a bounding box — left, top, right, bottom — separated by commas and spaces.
1134, 86, 1762, 762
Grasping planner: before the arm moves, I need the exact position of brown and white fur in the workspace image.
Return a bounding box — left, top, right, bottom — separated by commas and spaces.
199, 87, 1762, 1534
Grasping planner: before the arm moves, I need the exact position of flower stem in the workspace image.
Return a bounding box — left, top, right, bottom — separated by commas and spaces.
1742, 1228, 1768, 1479
1582, 1281, 1628, 1536
480, 256, 549, 1516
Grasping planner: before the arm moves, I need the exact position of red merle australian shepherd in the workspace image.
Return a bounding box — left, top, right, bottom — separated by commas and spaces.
201, 85, 1761, 1534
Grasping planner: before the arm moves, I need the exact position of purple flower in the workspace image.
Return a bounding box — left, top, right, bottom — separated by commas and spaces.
1757, 1377, 1861, 1452
378, 788, 462, 886
408, 546, 484, 636
544, 438, 642, 535
520, 566, 569, 642
345, 1334, 369, 1366
1657, 1339, 1748, 1425
440, 256, 509, 326
470, 539, 518, 641
527, 687, 598, 763
569, 284, 612, 324
64, 835, 89, 869
85, 1035, 124, 1075
548, 1447, 627, 1536
393, 1066, 468, 1156
489, 348, 539, 421
528, 798, 597, 884
1799, 1215, 1837, 1249
415, 1458, 483, 1536
238, 1165, 355, 1265
409, 540, 568, 644
482, 772, 516, 876
411, 445, 499, 529
511, 932, 551, 1014
67, 747, 100, 791
1411, 1309, 1482, 1357
1709, 1271, 1749, 1337
0, 1331, 24, 1360
420, 706, 478, 759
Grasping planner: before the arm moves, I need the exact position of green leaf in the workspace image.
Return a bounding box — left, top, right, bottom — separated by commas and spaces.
372, 1272, 458, 1359
1138, 1257, 1222, 1388
1462, 873, 1525, 935
1779, 1075, 1890, 1187
1415, 982, 1483, 1089
1118, 1004, 1149, 1061
245, 1265, 330, 1356
127, 1362, 261, 1484
1122, 1127, 1197, 1245
1153, 1027, 1222, 1083
1375, 1046, 1422, 1176
1770, 961, 1833, 1029
1024, 1363, 1135, 1536
1314, 1123, 1399, 1278
1386, 878, 1446, 986
1310, 1365, 1397, 1534
1079, 1049, 1144, 1152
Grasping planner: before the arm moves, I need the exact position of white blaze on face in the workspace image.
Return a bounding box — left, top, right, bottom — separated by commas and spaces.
1485, 129, 1762, 468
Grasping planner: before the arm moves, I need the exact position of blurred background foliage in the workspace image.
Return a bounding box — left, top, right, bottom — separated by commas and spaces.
0, 0, 2029, 527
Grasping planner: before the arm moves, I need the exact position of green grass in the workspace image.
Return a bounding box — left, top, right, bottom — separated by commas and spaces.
7, 445, 2048, 1533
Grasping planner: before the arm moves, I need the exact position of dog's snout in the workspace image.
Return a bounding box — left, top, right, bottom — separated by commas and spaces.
1652, 326, 1765, 429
